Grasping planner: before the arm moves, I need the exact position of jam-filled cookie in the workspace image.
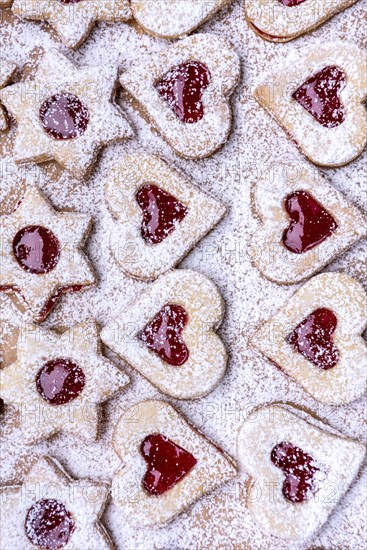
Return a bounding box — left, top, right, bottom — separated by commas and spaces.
254, 42, 367, 167
120, 34, 240, 159
251, 272, 367, 404
0, 455, 114, 549
0, 58, 16, 131
0, 49, 133, 178
105, 154, 226, 281
250, 163, 367, 284
112, 400, 237, 526
238, 404, 365, 541
101, 269, 227, 399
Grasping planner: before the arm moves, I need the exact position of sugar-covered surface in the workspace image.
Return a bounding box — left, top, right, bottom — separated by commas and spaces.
0, 1, 366, 549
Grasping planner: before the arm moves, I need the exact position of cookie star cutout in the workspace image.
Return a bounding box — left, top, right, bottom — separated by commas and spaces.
0, 49, 133, 178
0, 321, 130, 445
0, 186, 95, 322
0, 58, 16, 131
12, 0, 131, 49
0, 456, 114, 549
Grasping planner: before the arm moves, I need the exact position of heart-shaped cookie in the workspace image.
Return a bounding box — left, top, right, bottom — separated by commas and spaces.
238, 404, 366, 541
105, 155, 226, 281
112, 400, 237, 526
101, 269, 227, 399
250, 163, 367, 284
251, 273, 367, 404
254, 42, 367, 167
120, 34, 240, 159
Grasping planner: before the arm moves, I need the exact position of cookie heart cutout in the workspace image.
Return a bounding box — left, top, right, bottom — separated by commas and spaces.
141, 433, 197, 496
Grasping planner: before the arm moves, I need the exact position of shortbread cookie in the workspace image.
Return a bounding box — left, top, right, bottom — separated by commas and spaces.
120, 34, 240, 159
131, 0, 231, 39
251, 273, 367, 404
254, 42, 367, 167
101, 269, 226, 399
0, 49, 133, 178
245, 0, 359, 42
0, 0, 12, 8
12, 0, 131, 49
0, 58, 16, 131
0, 185, 95, 322
238, 404, 366, 541
250, 163, 367, 284
112, 400, 237, 526
0, 455, 113, 549
0, 320, 129, 444
105, 154, 226, 281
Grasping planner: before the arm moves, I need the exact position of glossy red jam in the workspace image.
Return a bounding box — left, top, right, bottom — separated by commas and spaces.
283, 190, 338, 254
277, 0, 307, 5
155, 61, 211, 124
136, 184, 188, 244
141, 434, 197, 496
287, 308, 339, 370
271, 442, 324, 503
13, 225, 60, 274
36, 358, 85, 405
58, 0, 84, 4
25, 499, 75, 549
140, 304, 189, 366
39, 93, 89, 140
292, 66, 346, 128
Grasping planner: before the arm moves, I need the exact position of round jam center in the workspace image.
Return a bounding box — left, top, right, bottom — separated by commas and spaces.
13, 225, 60, 274
36, 358, 85, 405
25, 499, 75, 549
39, 93, 89, 140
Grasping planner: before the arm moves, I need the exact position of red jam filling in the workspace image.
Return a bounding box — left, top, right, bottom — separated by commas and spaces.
140, 304, 189, 366
283, 190, 338, 254
277, 0, 307, 6
287, 308, 339, 370
136, 184, 188, 244
155, 61, 211, 124
36, 358, 85, 405
39, 93, 89, 140
13, 225, 60, 274
25, 499, 75, 549
292, 66, 346, 128
58, 0, 84, 4
271, 442, 324, 503
141, 434, 197, 496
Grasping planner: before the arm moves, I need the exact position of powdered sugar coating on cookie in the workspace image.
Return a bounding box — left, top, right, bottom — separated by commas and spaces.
0, 58, 16, 131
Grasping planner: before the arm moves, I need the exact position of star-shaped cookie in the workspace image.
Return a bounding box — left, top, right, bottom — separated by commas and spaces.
0, 58, 16, 131
0, 185, 95, 322
0, 320, 129, 444
12, 0, 131, 49
0, 455, 114, 549
0, 49, 133, 178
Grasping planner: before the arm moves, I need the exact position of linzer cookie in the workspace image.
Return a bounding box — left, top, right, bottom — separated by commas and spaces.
238, 404, 366, 541
101, 269, 227, 399
254, 42, 367, 167
0, 455, 114, 549
251, 273, 367, 404
0, 186, 95, 322
0, 58, 16, 131
131, 0, 232, 39
0, 320, 129, 444
120, 34, 240, 159
105, 154, 226, 281
11, 0, 131, 49
0, 49, 133, 178
112, 400, 237, 526
250, 163, 367, 284
245, 0, 359, 42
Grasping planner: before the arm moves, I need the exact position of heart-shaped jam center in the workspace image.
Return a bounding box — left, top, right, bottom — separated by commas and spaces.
277, 0, 307, 6
292, 66, 346, 128
136, 184, 188, 244
155, 61, 211, 124
282, 190, 338, 254
36, 358, 85, 405
140, 304, 189, 366
271, 442, 324, 503
25, 499, 75, 549
13, 225, 60, 274
39, 92, 89, 140
287, 308, 339, 370
141, 433, 197, 496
